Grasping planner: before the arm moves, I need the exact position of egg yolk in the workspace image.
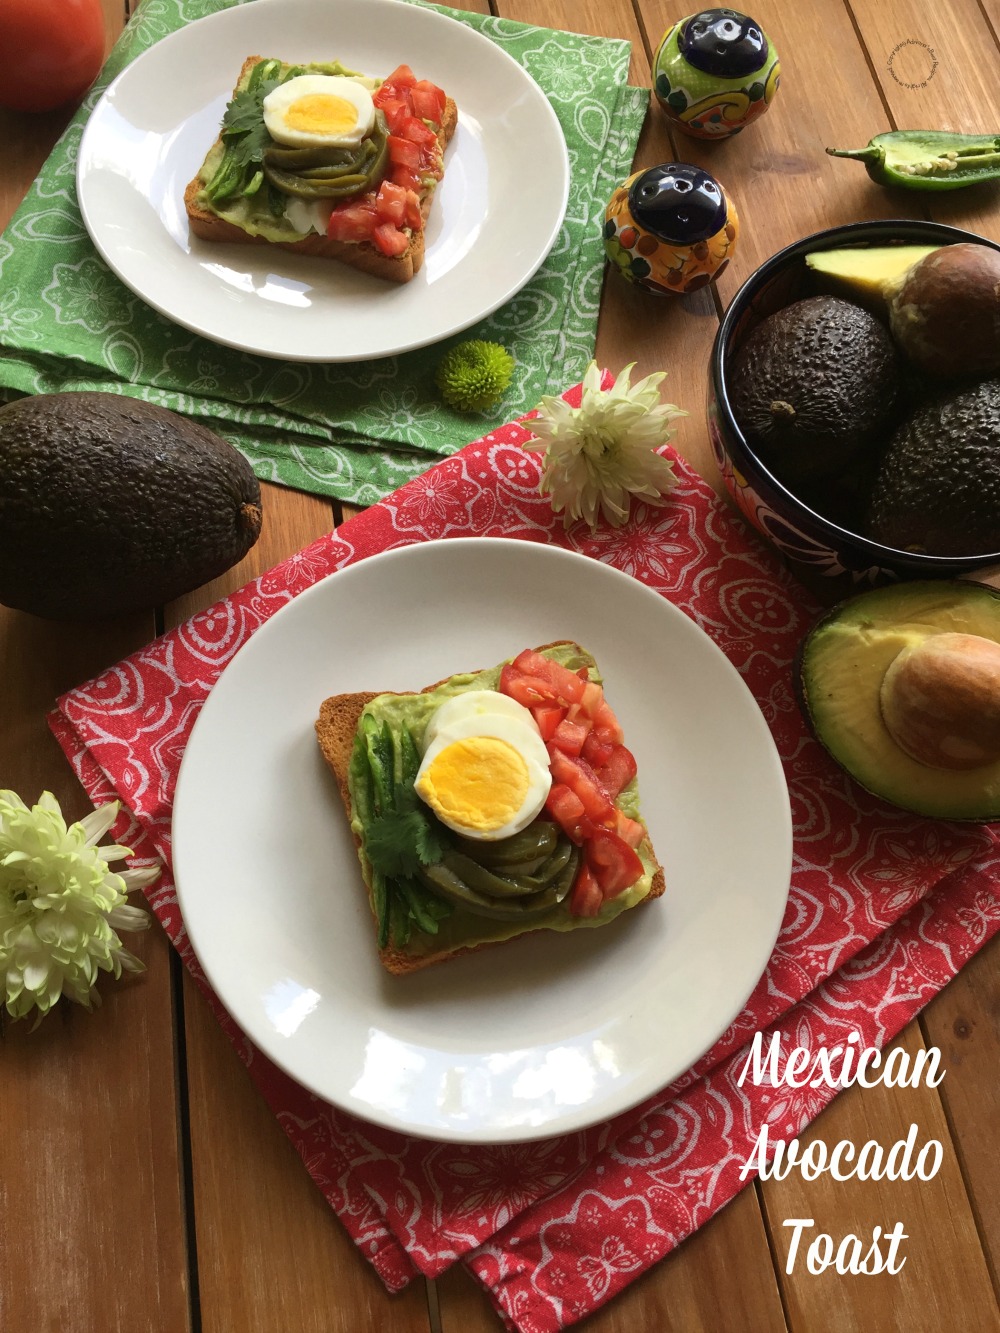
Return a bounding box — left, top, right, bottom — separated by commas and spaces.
283, 93, 359, 137
415, 737, 529, 833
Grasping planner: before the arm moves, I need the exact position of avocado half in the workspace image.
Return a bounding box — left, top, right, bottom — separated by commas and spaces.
799, 580, 1000, 821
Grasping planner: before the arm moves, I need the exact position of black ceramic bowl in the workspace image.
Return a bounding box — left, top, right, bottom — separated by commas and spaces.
708, 219, 1000, 584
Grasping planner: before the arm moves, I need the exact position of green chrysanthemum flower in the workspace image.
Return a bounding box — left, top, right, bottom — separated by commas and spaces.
523, 360, 686, 530
436, 340, 515, 412
0, 791, 157, 1023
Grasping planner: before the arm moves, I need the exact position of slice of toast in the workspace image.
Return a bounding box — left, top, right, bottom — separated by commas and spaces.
184, 56, 457, 283
315, 643, 666, 976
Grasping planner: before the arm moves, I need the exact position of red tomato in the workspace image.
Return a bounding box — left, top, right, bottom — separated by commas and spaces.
0, 0, 106, 113
550, 718, 589, 757
375, 180, 408, 226
372, 222, 410, 257
544, 783, 593, 845
411, 79, 446, 125
569, 865, 604, 918
597, 744, 637, 799
387, 134, 422, 170
548, 749, 616, 827
327, 200, 377, 243
585, 829, 644, 897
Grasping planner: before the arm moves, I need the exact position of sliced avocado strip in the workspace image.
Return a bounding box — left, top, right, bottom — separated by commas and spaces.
799, 580, 1000, 820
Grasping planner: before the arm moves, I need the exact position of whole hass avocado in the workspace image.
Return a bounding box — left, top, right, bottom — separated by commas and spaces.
0, 392, 263, 620
728, 295, 900, 488
799, 580, 1000, 821
866, 378, 1000, 556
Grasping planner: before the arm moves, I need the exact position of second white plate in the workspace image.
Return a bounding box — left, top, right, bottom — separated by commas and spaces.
172, 539, 793, 1143
77, 0, 570, 361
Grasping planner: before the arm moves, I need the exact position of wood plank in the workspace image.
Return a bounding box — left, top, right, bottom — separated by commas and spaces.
760, 1026, 999, 1331
919, 937, 1000, 1288
845, 0, 1000, 241
0, 9, 191, 1333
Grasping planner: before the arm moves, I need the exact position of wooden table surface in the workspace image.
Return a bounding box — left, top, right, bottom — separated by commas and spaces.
2, 1, 999, 1330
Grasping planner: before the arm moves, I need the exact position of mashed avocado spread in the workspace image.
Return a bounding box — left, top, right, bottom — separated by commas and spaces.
348, 644, 656, 959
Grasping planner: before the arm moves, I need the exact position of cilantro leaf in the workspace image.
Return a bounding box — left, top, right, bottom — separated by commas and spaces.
365, 801, 445, 880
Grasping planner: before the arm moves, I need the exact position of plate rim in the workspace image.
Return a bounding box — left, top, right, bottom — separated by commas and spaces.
172, 537, 793, 1143
76, 0, 571, 362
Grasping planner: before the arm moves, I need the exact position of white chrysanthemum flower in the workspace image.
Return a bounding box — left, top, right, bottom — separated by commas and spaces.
0, 791, 157, 1023
523, 361, 686, 529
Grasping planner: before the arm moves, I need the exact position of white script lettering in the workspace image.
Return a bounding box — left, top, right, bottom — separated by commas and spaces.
736, 1031, 945, 1091
783, 1219, 908, 1275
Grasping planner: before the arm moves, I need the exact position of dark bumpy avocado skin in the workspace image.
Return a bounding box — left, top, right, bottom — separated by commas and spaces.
866, 379, 1000, 556
799, 580, 1000, 821
0, 393, 263, 620
729, 295, 900, 486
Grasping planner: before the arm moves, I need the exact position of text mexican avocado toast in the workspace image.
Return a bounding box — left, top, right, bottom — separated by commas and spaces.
186, 55, 456, 282
315, 643, 665, 974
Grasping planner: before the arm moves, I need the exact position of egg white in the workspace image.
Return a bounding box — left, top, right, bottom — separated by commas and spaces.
424, 690, 545, 751
262, 75, 375, 149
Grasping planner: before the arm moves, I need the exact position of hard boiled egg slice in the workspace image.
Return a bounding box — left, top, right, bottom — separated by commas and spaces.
262, 75, 375, 149
423, 690, 545, 754
414, 713, 552, 841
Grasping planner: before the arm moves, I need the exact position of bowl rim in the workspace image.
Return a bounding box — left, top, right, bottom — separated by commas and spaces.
712, 217, 1000, 571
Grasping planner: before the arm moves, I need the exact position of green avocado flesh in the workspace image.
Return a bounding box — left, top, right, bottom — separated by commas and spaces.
348, 644, 657, 958
800, 581, 1000, 820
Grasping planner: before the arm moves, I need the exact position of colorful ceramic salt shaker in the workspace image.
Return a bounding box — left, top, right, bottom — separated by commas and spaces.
603, 163, 739, 295
653, 8, 780, 139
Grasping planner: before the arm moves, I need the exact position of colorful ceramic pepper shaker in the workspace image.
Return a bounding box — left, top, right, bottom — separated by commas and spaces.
653, 9, 780, 138
603, 163, 739, 294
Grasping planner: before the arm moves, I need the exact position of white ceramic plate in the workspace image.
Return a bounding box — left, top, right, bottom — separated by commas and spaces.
77, 0, 569, 361
172, 539, 792, 1143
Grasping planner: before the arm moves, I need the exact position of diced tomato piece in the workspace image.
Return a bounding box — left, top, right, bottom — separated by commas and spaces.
511, 650, 587, 705
548, 749, 616, 827
402, 188, 423, 230
387, 134, 422, 169
598, 744, 637, 799
500, 667, 558, 709
382, 63, 417, 92
585, 829, 644, 898
397, 113, 438, 148
545, 782, 586, 841
615, 810, 646, 850
593, 699, 624, 745
581, 731, 614, 770
391, 164, 424, 194
371, 222, 410, 257
580, 680, 604, 717
531, 702, 565, 743
569, 865, 604, 918
375, 179, 408, 226
411, 78, 446, 125
550, 718, 589, 757
374, 94, 409, 132
326, 199, 377, 242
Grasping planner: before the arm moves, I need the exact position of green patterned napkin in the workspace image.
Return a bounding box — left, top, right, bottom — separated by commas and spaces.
0, 0, 646, 505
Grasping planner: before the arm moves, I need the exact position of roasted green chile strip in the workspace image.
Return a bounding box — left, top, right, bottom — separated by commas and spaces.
454, 821, 560, 872
827, 130, 1000, 191
418, 846, 581, 921
261, 114, 388, 199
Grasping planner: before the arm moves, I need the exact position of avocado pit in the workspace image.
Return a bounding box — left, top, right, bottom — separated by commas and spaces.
879, 632, 1000, 770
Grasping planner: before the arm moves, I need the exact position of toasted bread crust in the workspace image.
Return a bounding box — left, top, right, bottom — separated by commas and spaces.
315, 643, 666, 976
184, 56, 457, 283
